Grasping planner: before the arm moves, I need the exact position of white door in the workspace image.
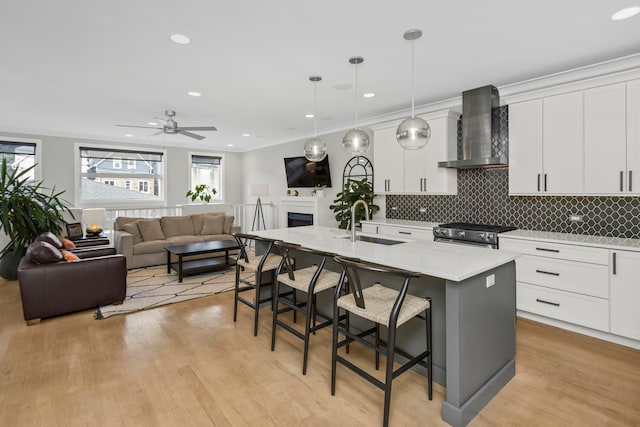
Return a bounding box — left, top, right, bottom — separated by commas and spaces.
508, 99, 543, 194
610, 250, 640, 341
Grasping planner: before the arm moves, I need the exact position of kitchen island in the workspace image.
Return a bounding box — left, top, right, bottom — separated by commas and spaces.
252, 226, 518, 427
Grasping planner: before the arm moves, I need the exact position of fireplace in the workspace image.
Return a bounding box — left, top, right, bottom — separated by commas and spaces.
288, 212, 313, 227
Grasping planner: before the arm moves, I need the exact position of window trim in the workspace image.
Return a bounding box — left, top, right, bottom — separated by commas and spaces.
188, 151, 225, 203
74, 142, 167, 208
0, 136, 42, 180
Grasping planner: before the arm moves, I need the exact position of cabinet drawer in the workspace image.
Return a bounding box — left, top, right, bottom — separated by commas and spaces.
501, 238, 608, 264
517, 282, 609, 332
377, 225, 433, 241
516, 255, 609, 298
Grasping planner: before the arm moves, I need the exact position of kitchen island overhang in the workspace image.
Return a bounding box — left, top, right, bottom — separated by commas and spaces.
251, 226, 518, 427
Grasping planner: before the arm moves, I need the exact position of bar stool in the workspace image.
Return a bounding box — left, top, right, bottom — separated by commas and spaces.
232, 232, 281, 336
332, 256, 432, 427
271, 241, 343, 375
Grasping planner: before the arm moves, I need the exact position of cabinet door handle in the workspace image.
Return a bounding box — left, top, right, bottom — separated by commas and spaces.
620, 171, 624, 192
537, 174, 541, 192
398, 231, 412, 235
536, 298, 560, 307
544, 174, 548, 192
629, 171, 633, 192
536, 269, 560, 276
535, 247, 560, 253
420, 178, 423, 192
423, 178, 427, 192
613, 252, 617, 275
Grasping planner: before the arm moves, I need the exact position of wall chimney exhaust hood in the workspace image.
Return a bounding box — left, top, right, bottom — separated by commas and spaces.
438, 85, 508, 169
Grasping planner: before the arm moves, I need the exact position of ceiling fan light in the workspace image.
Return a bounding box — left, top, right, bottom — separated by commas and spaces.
342, 128, 370, 156
169, 34, 191, 44
304, 137, 327, 161
396, 116, 431, 150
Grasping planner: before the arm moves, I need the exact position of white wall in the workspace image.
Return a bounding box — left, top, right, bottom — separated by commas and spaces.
240, 128, 373, 228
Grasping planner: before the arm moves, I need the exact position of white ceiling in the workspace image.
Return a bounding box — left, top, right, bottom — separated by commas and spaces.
1, 0, 639, 152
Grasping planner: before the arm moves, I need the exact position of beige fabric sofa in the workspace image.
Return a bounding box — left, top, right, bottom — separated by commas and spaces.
114, 213, 240, 269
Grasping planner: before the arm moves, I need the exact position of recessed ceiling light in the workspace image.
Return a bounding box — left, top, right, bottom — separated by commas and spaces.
187, 91, 201, 97
125, 134, 134, 137
242, 133, 251, 137
148, 121, 158, 126
169, 33, 191, 44
612, 6, 640, 20
227, 144, 234, 147
363, 92, 375, 98
305, 114, 314, 118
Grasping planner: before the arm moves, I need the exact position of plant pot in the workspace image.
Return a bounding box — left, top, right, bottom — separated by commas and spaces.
0, 247, 25, 280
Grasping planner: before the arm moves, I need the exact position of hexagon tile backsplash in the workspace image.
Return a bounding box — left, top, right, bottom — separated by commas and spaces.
386, 168, 640, 239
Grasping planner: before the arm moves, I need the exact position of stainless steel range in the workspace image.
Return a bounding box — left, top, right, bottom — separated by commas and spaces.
433, 223, 517, 249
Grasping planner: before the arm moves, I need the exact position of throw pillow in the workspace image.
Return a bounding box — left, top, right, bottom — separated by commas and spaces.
61, 250, 80, 261
121, 221, 143, 245
26, 241, 64, 264
224, 215, 235, 234
35, 231, 63, 249
61, 238, 76, 249
191, 212, 225, 234
161, 216, 195, 237
201, 215, 225, 235
137, 219, 165, 241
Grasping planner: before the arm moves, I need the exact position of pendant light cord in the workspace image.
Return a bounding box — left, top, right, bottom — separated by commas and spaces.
314, 80, 318, 137
355, 61, 359, 129
411, 37, 415, 118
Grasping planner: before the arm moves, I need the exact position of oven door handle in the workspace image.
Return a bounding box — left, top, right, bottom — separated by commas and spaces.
434, 237, 495, 249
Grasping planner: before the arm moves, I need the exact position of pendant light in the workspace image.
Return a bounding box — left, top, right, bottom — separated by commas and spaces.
342, 56, 370, 156
396, 29, 431, 150
304, 75, 327, 161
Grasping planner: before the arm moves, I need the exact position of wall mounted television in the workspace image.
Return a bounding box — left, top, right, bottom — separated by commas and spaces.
283, 156, 332, 188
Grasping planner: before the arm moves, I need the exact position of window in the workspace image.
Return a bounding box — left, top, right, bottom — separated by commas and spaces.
190, 154, 223, 202
0, 141, 37, 181
78, 146, 164, 205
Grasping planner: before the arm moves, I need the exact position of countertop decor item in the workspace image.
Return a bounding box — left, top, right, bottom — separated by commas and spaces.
342, 56, 370, 156
396, 29, 431, 150
0, 157, 73, 279
303, 76, 327, 162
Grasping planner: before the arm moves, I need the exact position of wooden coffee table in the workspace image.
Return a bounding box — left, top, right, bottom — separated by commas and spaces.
166, 240, 240, 282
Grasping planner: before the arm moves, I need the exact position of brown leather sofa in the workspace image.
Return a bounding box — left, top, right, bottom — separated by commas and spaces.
17, 239, 127, 325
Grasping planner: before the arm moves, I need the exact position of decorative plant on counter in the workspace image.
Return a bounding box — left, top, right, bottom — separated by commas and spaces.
0, 158, 73, 279
186, 184, 217, 203
330, 178, 379, 230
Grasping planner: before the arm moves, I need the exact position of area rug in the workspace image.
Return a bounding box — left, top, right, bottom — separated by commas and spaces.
95, 265, 250, 319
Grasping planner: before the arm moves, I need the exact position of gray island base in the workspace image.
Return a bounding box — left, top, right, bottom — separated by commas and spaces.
252, 226, 517, 426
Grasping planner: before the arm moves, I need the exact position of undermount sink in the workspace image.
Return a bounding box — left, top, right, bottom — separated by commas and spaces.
334, 234, 406, 246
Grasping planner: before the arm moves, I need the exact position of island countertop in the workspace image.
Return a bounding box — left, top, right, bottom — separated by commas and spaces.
251, 226, 518, 282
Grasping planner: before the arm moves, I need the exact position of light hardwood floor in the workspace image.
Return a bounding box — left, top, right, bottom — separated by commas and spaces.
1, 276, 639, 427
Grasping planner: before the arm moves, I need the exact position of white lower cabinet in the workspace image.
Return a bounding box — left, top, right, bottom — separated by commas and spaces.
501, 237, 610, 332
360, 222, 433, 241
610, 250, 640, 341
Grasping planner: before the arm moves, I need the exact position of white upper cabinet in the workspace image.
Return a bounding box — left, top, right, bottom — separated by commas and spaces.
627, 79, 640, 194
543, 91, 584, 194
372, 124, 404, 194
404, 111, 458, 194
509, 99, 544, 194
373, 110, 457, 195
509, 92, 583, 194
584, 83, 627, 194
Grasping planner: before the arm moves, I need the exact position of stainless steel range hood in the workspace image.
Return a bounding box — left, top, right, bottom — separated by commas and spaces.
438, 85, 507, 169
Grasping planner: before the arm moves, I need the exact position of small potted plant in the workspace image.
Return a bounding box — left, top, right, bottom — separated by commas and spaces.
330, 178, 379, 230
311, 184, 327, 197
186, 184, 217, 203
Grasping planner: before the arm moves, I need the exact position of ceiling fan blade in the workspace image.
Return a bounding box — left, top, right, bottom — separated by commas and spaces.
177, 126, 217, 131
178, 130, 205, 140
115, 124, 162, 129
149, 131, 164, 137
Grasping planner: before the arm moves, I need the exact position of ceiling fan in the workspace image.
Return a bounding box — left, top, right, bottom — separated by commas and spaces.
116, 110, 217, 140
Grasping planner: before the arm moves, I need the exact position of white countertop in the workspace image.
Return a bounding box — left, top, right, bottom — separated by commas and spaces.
252, 226, 518, 282
361, 219, 440, 229
502, 229, 640, 251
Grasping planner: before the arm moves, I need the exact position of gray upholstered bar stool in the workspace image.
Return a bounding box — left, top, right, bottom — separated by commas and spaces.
271, 240, 343, 375
232, 232, 281, 336
332, 256, 432, 427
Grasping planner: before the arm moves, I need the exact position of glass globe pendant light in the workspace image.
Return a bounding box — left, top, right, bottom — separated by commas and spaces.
304, 76, 327, 161
342, 56, 370, 156
396, 29, 431, 150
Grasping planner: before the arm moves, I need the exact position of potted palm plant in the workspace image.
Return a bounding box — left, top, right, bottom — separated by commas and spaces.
330, 178, 379, 230
0, 158, 73, 279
